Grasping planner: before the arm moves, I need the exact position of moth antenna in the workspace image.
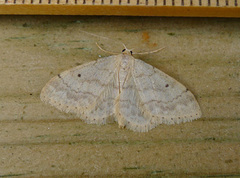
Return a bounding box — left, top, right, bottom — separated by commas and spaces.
132, 47, 166, 55
122, 43, 127, 49
79, 29, 110, 41
96, 42, 119, 55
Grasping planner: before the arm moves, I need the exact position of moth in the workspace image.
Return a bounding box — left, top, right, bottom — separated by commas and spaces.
40, 44, 201, 132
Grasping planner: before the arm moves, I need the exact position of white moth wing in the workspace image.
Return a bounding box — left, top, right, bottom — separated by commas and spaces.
132, 58, 202, 125
116, 71, 154, 132
40, 56, 120, 124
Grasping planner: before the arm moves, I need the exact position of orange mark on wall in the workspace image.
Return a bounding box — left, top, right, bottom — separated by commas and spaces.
142, 32, 158, 48
142, 32, 150, 43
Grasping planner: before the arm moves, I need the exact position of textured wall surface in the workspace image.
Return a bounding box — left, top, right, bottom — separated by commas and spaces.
0, 16, 239, 177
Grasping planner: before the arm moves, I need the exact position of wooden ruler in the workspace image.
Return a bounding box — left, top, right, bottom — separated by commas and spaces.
0, 0, 239, 17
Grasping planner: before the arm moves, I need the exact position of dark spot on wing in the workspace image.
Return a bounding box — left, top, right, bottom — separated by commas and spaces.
165, 84, 169, 87
58, 74, 61, 78
78, 74, 81, 77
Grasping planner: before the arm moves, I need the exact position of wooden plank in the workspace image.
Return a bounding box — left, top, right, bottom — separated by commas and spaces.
0, 119, 239, 176
0, 16, 239, 177
0, 5, 239, 17
1, 0, 239, 6
0, 0, 239, 17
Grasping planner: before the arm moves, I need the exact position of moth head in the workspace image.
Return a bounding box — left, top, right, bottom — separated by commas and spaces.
121, 43, 133, 55
122, 48, 133, 55
96, 42, 165, 56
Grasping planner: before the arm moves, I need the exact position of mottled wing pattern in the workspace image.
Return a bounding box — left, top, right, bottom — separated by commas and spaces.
40, 56, 120, 124
132, 59, 202, 126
